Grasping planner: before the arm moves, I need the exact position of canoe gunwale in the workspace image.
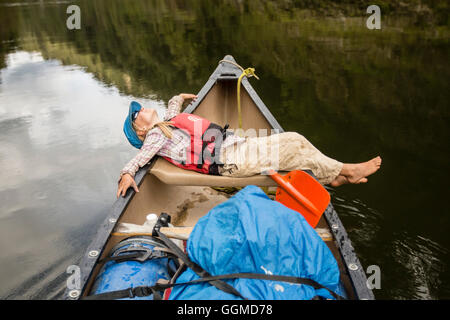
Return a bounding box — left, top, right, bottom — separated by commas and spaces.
323, 202, 375, 300
64, 55, 374, 300
63, 161, 152, 300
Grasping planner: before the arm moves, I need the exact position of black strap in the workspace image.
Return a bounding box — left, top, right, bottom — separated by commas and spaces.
97, 249, 176, 265
97, 252, 145, 264
83, 272, 345, 300
156, 272, 345, 300
84, 214, 344, 301
154, 228, 247, 300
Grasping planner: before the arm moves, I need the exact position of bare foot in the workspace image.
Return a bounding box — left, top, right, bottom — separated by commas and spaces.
340, 156, 382, 184
330, 175, 368, 187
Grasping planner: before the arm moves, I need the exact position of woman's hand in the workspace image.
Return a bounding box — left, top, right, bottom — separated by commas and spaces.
117, 173, 139, 198
179, 93, 198, 101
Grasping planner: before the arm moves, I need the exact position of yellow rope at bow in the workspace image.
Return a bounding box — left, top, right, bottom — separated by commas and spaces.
219, 60, 260, 135
236, 67, 259, 133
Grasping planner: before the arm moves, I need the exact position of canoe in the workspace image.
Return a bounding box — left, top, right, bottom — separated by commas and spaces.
64, 55, 375, 300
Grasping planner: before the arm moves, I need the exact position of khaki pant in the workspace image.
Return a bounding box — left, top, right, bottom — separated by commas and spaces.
218, 132, 343, 185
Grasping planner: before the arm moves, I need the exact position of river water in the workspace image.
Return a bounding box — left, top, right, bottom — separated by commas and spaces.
0, 0, 448, 299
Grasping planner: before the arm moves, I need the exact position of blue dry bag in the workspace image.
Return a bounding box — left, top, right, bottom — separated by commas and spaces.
91, 236, 178, 300
169, 185, 344, 300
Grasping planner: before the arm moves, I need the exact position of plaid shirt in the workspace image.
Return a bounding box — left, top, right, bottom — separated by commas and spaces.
120, 95, 245, 178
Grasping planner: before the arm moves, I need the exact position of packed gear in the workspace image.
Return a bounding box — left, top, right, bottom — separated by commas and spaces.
85, 187, 345, 300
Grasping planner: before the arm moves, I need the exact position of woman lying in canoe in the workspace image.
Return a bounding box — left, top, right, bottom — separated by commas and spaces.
117, 94, 381, 198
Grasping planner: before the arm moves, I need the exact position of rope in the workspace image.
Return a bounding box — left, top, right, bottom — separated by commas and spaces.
219, 60, 259, 135
218, 59, 245, 72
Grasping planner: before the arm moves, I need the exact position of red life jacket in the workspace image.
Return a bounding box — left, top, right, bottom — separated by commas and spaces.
162, 113, 226, 175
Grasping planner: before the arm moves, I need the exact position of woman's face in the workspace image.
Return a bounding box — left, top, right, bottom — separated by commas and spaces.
133, 107, 159, 137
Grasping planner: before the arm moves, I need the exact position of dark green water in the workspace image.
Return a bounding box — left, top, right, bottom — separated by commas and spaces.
0, 0, 448, 299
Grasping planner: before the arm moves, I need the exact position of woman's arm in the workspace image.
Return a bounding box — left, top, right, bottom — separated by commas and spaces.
164, 94, 198, 120
117, 132, 165, 198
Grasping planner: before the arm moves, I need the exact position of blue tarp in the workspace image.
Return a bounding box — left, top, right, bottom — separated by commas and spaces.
169, 185, 342, 300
